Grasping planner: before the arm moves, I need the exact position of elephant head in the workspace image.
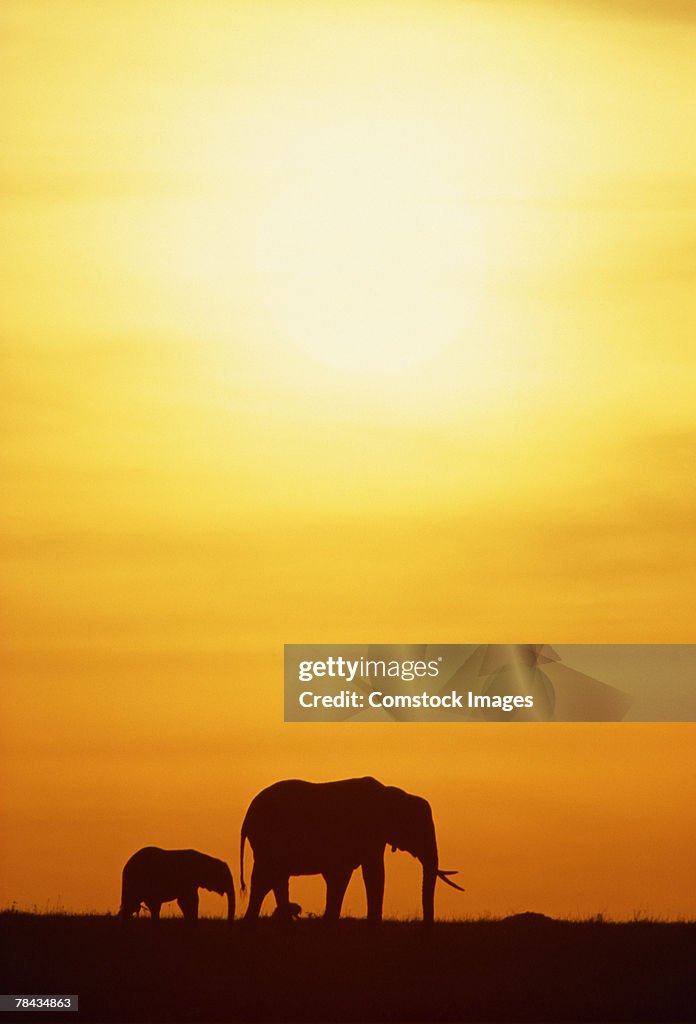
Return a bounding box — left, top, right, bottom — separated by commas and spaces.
383, 786, 464, 925
199, 855, 235, 921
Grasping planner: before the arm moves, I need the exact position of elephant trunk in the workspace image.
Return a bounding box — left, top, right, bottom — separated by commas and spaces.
421, 864, 437, 925
225, 876, 236, 925
418, 826, 439, 925
226, 884, 236, 921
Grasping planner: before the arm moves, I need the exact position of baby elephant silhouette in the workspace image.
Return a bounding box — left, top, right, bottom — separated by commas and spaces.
272, 900, 302, 921
120, 847, 235, 923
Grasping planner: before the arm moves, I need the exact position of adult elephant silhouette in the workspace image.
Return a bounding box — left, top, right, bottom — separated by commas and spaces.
120, 847, 235, 923
240, 777, 463, 924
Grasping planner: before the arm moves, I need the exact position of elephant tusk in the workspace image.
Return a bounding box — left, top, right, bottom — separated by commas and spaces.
437, 870, 466, 892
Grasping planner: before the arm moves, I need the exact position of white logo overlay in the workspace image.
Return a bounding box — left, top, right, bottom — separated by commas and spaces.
284, 644, 696, 723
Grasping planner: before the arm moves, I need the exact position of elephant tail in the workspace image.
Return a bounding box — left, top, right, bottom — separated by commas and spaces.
239, 823, 248, 893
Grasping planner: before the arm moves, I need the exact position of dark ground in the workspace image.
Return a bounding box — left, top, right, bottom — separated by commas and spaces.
1, 913, 694, 1023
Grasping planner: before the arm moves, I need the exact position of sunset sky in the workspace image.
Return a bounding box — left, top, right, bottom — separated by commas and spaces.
2, 1, 695, 920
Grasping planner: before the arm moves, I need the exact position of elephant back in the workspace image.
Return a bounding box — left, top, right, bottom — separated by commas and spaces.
242, 778, 387, 872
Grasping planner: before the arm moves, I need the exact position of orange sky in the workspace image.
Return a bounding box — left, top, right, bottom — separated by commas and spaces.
1, 0, 695, 920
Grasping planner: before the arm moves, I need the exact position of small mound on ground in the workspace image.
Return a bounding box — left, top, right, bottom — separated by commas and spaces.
502, 911, 557, 924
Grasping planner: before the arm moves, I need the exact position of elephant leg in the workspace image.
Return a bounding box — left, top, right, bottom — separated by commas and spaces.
177, 889, 199, 923
146, 900, 162, 923
272, 876, 292, 921
244, 863, 272, 921
119, 895, 139, 919
322, 868, 352, 921
361, 855, 385, 923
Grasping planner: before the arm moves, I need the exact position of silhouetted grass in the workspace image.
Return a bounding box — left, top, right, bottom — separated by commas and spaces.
1, 912, 694, 1022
